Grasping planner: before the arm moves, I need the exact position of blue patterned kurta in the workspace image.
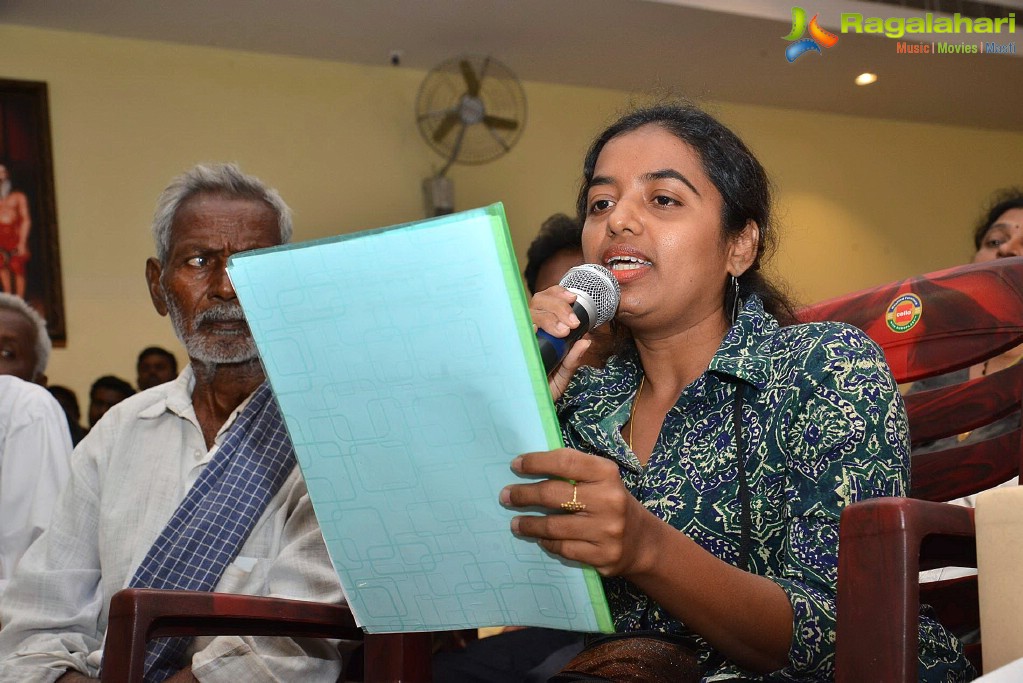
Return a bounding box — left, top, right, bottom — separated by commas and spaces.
557, 296, 973, 681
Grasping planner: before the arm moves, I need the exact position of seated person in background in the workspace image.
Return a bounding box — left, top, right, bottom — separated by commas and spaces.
0, 381, 72, 601
524, 213, 612, 369
0, 297, 71, 595
505, 102, 972, 681
0, 163, 344, 682
86, 374, 134, 428
0, 292, 50, 385
137, 345, 179, 390
0, 299, 70, 582
47, 385, 88, 446
914, 188, 1023, 585
912, 187, 1023, 477
959, 186, 1023, 378
524, 213, 587, 295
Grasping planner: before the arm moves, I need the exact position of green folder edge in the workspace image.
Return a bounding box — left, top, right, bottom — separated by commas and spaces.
486, 203, 613, 633
228, 202, 613, 634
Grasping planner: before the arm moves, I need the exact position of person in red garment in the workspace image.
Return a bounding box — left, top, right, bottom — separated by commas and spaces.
0, 164, 32, 298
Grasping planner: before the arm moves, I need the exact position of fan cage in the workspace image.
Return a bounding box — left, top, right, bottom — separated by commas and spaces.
415, 55, 527, 166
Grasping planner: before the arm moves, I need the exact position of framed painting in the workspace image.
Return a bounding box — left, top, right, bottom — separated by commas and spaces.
0, 78, 65, 344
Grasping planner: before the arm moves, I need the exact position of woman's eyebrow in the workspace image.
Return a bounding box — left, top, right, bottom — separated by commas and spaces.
646, 169, 700, 197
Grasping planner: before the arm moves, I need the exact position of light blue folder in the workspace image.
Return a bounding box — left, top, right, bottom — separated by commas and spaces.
227, 203, 612, 634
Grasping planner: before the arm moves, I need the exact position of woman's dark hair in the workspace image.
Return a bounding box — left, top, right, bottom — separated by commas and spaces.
973, 187, 1023, 250
575, 101, 796, 326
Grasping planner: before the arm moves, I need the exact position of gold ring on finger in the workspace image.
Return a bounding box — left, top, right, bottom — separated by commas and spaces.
560, 482, 586, 513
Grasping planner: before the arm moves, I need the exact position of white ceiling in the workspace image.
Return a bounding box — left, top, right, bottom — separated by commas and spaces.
3, 0, 1022, 131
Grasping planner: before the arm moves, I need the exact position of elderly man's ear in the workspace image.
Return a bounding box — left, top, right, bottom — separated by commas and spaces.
146, 258, 169, 317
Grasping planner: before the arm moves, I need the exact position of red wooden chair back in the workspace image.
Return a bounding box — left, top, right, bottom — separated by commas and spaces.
798, 257, 1023, 681
100, 588, 435, 682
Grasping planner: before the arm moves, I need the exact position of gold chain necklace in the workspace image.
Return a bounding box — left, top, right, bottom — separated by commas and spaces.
628, 375, 645, 452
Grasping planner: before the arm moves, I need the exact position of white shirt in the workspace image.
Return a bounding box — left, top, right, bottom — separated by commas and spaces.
0, 376, 72, 596
0, 368, 344, 682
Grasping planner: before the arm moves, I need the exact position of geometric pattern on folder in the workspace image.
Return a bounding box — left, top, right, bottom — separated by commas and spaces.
228, 204, 611, 634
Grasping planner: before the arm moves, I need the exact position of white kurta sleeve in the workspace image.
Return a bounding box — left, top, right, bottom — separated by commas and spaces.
0, 382, 73, 596
0, 400, 104, 682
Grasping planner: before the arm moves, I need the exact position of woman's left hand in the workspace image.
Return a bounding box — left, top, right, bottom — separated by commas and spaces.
500, 448, 657, 578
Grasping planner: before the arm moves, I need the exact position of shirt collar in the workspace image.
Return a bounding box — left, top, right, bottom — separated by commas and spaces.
564, 294, 777, 403
706, 294, 776, 390
137, 365, 196, 420
136, 365, 259, 443
558, 295, 778, 467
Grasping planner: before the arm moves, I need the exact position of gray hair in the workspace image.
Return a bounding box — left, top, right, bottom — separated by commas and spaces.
151, 163, 293, 263
0, 293, 51, 378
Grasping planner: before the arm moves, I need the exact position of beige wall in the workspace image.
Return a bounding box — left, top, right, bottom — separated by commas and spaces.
2, 23, 1022, 404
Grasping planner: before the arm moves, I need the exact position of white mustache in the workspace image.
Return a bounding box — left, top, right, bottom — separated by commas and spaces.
194, 304, 246, 327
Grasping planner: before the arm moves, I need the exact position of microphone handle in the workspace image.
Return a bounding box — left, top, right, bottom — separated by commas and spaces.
536, 301, 593, 375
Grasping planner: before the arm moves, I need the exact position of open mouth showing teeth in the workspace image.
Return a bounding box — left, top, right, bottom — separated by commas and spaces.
606, 255, 652, 271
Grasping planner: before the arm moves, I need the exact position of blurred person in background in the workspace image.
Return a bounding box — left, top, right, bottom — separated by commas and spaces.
136, 346, 179, 391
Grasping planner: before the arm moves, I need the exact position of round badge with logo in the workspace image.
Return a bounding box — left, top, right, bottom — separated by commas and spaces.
886, 293, 922, 333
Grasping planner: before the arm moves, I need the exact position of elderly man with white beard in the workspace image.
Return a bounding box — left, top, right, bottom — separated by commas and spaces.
0, 164, 344, 683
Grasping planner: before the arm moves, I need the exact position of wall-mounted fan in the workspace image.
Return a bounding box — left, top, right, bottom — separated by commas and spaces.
415, 54, 527, 216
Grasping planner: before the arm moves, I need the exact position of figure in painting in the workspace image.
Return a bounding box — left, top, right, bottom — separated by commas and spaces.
0, 164, 31, 298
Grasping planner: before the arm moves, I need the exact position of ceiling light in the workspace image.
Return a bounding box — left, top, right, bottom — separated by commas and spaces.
855, 73, 878, 86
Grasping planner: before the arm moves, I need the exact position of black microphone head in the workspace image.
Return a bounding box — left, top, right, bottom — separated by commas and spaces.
559, 264, 621, 329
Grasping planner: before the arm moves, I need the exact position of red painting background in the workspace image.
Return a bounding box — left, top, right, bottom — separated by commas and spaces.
0, 78, 65, 343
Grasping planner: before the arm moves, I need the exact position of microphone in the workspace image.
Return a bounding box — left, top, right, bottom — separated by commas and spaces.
536, 264, 620, 375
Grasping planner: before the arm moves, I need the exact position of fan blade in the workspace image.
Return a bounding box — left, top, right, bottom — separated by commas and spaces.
432, 111, 461, 143
483, 115, 518, 131
439, 124, 468, 176
459, 60, 480, 97
417, 107, 455, 122
484, 125, 511, 153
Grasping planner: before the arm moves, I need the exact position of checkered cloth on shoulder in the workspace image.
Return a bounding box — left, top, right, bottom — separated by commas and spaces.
119, 381, 296, 682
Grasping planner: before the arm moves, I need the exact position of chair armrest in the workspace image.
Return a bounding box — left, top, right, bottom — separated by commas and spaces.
102, 588, 433, 682
835, 498, 975, 683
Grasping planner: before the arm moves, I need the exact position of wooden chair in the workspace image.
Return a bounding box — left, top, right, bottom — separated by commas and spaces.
798, 258, 1023, 682
100, 589, 436, 682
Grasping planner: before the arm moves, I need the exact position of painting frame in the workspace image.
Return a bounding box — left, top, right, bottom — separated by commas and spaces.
0, 77, 65, 345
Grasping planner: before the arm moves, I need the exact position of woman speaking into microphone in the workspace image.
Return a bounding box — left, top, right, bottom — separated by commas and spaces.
501, 103, 971, 682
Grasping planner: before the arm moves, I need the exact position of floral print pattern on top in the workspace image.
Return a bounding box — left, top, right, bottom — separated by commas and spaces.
557, 295, 974, 682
